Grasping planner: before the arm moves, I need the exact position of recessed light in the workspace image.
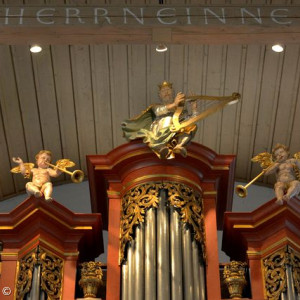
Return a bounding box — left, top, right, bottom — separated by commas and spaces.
30, 45, 42, 53
156, 44, 168, 53
272, 44, 284, 53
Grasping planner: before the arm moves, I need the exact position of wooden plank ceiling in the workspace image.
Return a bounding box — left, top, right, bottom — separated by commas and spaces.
1, 0, 300, 200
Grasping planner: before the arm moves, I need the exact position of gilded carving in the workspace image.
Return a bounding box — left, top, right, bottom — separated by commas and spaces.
16, 246, 63, 300
120, 183, 161, 262
119, 182, 205, 263
223, 261, 247, 299
79, 261, 103, 298
263, 247, 288, 299
16, 251, 36, 299
165, 182, 205, 255
39, 248, 63, 299
288, 247, 300, 294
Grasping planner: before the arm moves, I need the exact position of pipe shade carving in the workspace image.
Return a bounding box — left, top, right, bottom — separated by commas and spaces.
263, 245, 300, 299
119, 182, 205, 263
16, 246, 63, 300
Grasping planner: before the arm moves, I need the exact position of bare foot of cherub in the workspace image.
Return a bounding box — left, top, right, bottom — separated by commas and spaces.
282, 194, 290, 201
34, 191, 43, 198
275, 198, 283, 205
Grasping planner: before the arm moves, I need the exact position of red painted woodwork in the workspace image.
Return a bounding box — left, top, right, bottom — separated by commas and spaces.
87, 140, 236, 230
0, 196, 103, 299
223, 196, 300, 299
87, 140, 236, 300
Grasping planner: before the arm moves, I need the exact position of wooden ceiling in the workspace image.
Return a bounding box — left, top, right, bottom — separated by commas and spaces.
1, 0, 300, 200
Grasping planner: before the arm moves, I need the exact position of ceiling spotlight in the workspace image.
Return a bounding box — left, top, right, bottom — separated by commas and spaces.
156, 44, 168, 53
272, 44, 284, 53
30, 45, 42, 53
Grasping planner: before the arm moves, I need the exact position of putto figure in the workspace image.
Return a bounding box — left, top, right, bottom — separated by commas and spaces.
236, 144, 300, 205
264, 144, 300, 204
12, 150, 62, 201
122, 81, 240, 159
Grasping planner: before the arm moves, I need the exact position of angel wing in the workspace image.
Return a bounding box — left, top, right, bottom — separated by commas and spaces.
251, 152, 273, 169
293, 152, 300, 160
293, 152, 300, 181
55, 159, 75, 169
10, 163, 34, 179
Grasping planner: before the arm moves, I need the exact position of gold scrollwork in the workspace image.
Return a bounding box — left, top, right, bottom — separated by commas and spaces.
39, 248, 63, 299
119, 183, 161, 263
16, 251, 36, 299
264, 246, 300, 299
164, 182, 205, 256
288, 247, 300, 294
119, 182, 205, 263
16, 246, 63, 300
263, 247, 289, 299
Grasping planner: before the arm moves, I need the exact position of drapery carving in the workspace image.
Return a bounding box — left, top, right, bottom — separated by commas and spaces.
119, 182, 205, 263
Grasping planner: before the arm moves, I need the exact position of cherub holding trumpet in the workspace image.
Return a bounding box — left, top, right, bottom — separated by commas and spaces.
237, 144, 300, 205
264, 144, 300, 204
12, 150, 62, 201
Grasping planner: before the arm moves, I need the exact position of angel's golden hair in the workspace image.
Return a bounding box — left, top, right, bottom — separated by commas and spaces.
35, 150, 52, 162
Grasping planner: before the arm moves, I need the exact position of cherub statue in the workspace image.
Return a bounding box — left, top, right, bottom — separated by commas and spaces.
122, 81, 240, 159
11, 150, 62, 201
252, 144, 300, 205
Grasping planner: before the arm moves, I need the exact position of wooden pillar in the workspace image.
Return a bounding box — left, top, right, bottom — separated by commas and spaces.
204, 197, 221, 300
106, 195, 122, 300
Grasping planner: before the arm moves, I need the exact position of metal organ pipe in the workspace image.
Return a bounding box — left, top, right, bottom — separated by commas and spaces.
121, 186, 205, 300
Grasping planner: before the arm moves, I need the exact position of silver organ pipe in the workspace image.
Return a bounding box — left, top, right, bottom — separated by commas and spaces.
145, 208, 157, 300
121, 184, 206, 300
170, 206, 183, 300
157, 189, 170, 300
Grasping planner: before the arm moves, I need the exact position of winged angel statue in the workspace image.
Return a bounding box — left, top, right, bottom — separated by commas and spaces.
237, 144, 300, 205
11, 150, 83, 201
122, 81, 240, 159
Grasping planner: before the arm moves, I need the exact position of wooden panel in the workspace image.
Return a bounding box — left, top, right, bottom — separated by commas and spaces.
0, 46, 28, 193
146, 45, 166, 106
202, 45, 226, 152
90, 45, 113, 154
272, 45, 300, 147
290, 80, 300, 154
0, 110, 15, 198
128, 45, 147, 117
220, 45, 245, 155
251, 47, 283, 181
169, 45, 185, 93
31, 46, 63, 162
185, 45, 205, 146
51, 45, 80, 167
109, 45, 130, 147
11, 45, 44, 163
70, 45, 96, 171
235, 45, 264, 180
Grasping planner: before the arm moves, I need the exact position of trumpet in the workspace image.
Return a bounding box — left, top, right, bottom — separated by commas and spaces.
235, 162, 276, 198
45, 159, 84, 183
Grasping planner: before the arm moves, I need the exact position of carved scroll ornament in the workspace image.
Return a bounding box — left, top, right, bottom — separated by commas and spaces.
119, 182, 205, 263
16, 246, 63, 300
263, 245, 300, 299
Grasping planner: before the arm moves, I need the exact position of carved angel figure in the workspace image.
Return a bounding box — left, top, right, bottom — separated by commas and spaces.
11, 150, 62, 201
122, 81, 240, 159
252, 144, 300, 205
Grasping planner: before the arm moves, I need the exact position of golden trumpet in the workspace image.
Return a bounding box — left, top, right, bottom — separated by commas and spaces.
235, 162, 276, 198
45, 161, 84, 183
